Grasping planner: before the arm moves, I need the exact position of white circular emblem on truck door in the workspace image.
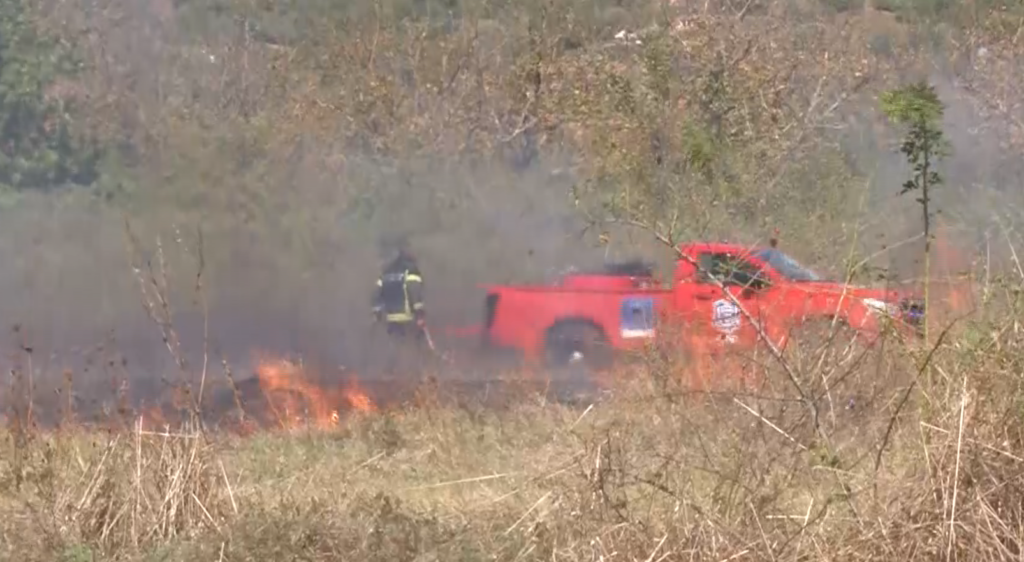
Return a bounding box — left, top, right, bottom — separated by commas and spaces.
712, 299, 741, 334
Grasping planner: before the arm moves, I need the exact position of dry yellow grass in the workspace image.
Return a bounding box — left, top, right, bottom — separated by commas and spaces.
3, 282, 1023, 562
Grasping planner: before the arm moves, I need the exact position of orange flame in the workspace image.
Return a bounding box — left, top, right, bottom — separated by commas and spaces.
928, 221, 977, 329
343, 382, 376, 413
253, 352, 377, 430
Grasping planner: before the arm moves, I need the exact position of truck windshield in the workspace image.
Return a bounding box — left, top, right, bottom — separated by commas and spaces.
752, 248, 823, 282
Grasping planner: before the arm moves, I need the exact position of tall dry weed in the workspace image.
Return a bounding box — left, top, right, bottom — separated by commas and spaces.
11, 418, 231, 557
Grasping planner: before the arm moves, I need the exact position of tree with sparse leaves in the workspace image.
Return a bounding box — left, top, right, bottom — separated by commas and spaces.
879, 80, 949, 343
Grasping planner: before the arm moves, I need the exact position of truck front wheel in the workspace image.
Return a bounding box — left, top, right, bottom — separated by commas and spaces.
544, 321, 614, 371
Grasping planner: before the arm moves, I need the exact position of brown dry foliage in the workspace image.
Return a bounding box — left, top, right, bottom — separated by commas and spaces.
2, 0, 1024, 560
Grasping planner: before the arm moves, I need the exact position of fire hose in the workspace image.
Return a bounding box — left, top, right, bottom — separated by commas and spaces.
420, 323, 455, 364
373, 307, 452, 364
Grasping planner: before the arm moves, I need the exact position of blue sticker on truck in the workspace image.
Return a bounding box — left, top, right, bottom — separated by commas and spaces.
620, 296, 655, 339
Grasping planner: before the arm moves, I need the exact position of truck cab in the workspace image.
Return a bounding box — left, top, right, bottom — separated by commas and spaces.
479, 241, 924, 370
670, 242, 924, 350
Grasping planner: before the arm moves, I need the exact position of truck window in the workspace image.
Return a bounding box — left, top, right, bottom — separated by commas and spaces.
751, 248, 823, 282
697, 252, 769, 289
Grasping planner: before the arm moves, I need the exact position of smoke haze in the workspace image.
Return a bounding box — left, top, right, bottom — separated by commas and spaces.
4, 0, 1024, 420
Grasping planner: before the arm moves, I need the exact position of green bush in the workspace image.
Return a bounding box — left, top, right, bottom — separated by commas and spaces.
0, 0, 101, 192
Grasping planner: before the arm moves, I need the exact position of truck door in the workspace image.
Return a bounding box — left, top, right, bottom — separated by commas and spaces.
690, 252, 770, 347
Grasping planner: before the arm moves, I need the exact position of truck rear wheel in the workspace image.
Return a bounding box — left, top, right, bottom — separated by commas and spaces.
544, 321, 614, 372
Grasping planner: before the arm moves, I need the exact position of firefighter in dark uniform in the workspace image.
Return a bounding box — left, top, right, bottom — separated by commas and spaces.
372, 242, 427, 348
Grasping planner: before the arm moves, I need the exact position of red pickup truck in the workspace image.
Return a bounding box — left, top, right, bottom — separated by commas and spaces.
479, 242, 924, 369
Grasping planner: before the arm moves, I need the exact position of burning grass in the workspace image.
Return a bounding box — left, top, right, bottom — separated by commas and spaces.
250, 352, 377, 430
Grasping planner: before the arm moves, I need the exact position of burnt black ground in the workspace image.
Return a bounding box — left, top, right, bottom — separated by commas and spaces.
2, 345, 609, 431
203, 366, 607, 429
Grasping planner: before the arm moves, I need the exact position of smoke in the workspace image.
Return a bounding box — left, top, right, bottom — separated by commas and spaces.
831, 47, 1024, 281
0, 1, 618, 411
6, 0, 1024, 421
0, 154, 604, 411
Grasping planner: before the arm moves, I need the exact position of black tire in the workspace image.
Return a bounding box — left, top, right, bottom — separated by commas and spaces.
544, 320, 614, 372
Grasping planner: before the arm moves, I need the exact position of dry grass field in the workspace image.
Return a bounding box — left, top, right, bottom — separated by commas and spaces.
3, 250, 1023, 561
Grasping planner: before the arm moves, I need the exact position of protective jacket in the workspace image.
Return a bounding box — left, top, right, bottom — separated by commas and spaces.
374, 255, 425, 324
